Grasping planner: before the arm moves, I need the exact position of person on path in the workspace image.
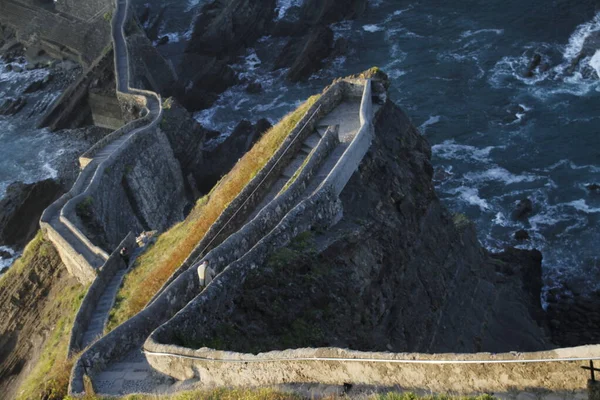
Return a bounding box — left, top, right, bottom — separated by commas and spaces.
197, 260, 215, 288
119, 246, 130, 266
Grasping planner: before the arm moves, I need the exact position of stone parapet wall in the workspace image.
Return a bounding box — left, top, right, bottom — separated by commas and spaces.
88, 92, 124, 130
202, 126, 340, 275
143, 345, 599, 394
151, 81, 352, 301
68, 232, 136, 356
0, 0, 112, 65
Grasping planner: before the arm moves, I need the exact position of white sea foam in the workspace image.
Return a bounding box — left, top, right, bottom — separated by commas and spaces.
590, 50, 600, 79
363, 24, 384, 33
563, 12, 600, 63
460, 29, 504, 40
567, 199, 600, 214
432, 140, 496, 163
464, 167, 539, 185
419, 115, 441, 133
455, 187, 490, 211
276, 0, 303, 20
0, 246, 17, 272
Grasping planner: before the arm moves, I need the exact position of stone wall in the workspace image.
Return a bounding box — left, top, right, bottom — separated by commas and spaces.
143, 344, 599, 393
68, 84, 354, 394
201, 126, 340, 275
89, 91, 124, 130
68, 126, 186, 251
150, 80, 350, 300
0, 0, 112, 66
68, 232, 136, 356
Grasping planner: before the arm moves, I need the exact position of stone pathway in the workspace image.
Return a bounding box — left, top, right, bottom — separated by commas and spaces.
80, 269, 126, 348
93, 349, 174, 395
246, 99, 362, 223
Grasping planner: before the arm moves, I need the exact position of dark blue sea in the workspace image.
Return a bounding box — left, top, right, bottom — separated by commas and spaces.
3, 0, 600, 298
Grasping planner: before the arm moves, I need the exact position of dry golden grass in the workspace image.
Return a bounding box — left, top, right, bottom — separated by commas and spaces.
106, 94, 320, 332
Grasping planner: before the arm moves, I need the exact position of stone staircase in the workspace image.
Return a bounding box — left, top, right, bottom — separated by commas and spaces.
81, 269, 126, 348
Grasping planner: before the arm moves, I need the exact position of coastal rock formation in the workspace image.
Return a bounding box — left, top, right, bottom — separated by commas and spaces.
0, 180, 62, 249
0, 235, 81, 400
176, 98, 551, 355
177, 0, 276, 110
273, 0, 367, 81
159, 98, 272, 194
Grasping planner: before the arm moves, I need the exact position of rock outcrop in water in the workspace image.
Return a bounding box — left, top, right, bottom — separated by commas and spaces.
0, 180, 62, 250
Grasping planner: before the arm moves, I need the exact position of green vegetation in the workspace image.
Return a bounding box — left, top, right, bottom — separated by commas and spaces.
1, 232, 88, 400
452, 213, 472, 230
76, 196, 94, 218
103, 11, 112, 22
67, 387, 498, 400
106, 94, 321, 332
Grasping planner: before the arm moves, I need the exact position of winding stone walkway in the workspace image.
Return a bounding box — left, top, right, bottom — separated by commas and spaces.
87, 97, 367, 396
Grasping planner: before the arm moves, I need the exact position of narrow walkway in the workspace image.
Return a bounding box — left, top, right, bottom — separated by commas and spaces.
246, 99, 362, 222
90, 98, 365, 396
93, 349, 174, 395
81, 269, 126, 348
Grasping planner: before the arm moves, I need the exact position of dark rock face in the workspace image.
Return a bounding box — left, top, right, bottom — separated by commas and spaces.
0, 97, 27, 116
514, 229, 530, 240
0, 180, 63, 249
275, 25, 334, 82
513, 198, 533, 220
178, 0, 276, 111
159, 98, 271, 195
524, 53, 542, 78
195, 100, 551, 354
546, 290, 600, 347
273, 0, 367, 82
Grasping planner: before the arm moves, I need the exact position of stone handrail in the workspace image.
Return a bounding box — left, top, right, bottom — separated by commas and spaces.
142, 77, 375, 381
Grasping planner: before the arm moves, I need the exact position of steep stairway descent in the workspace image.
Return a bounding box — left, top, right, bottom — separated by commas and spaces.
246, 99, 362, 223
86, 98, 366, 397
81, 269, 127, 348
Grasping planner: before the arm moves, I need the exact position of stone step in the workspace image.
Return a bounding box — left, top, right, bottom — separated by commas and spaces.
281, 153, 308, 179
300, 144, 313, 155
303, 133, 321, 149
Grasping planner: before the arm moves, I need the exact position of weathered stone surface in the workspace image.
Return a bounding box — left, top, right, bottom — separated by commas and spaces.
0, 180, 63, 249
0, 97, 26, 116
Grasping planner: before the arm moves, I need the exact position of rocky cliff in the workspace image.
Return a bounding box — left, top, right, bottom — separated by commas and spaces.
177, 98, 551, 354
0, 233, 84, 400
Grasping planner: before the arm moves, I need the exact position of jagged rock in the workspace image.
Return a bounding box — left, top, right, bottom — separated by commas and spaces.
514, 229, 530, 241
139, 5, 151, 26
276, 25, 334, 82
157, 36, 169, 46
192, 97, 550, 354
587, 183, 600, 191
23, 75, 52, 94
145, 6, 166, 41
176, 56, 237, 111
513, 198, 533, 220
0, 250, 11, 259
245, 81, 262, 94
0, 97, 26, 116
11, 65, 22, 73
186, 0, 276, 57
0, 180, 63, 249
3, 64, 11, 72
524, 53, 542, 78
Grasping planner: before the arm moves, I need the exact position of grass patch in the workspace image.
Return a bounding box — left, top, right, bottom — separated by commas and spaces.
3, 233, 88, 400
106, 94, 320, 332
452, 213, 472, 230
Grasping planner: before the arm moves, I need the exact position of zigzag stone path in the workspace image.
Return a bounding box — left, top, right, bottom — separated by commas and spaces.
87, 97, 367, 396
